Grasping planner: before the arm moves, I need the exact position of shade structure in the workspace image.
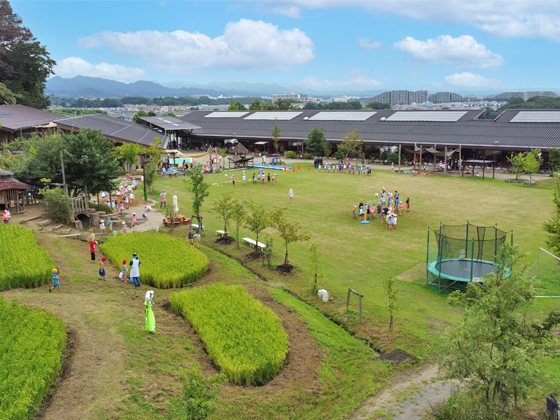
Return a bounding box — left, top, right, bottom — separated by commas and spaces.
426, 223, 513, 293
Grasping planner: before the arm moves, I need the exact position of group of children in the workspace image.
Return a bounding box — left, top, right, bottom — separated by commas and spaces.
317, 162, 372, 175
230, 168, 280, 186
353, 188, 411, 231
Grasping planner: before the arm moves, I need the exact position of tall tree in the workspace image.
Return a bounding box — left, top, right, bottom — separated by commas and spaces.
305, 127, 328, 156
523, 150, 540, 183
439, 244, 560, 413
271, 207, 310, 268
0, 1, 54, 109
549, 148, 560, 173
337, 130, 363, 160
543, 177, 560, 255
309, 243, 322, 293
507, 152, 525, 180
186, 164, 210, 225
271, 123, 281, 156
132, 110, 156, 124
211, 192, 235, 236
116, 143, 142, 175
0, 82, 20, 104
228, 102, 246, 111
231, 200, 246, 248
249, 99, 262, 110
243, 202, 269, 253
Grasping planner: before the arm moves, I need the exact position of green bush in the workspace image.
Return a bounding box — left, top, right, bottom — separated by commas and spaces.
171, 283, 289, 385
303, 152, 313, 160
89, 202, 113, 214
0, 224, 54, 290
334, 150, 344, 160
284, 150, 296, 159
387, 153, 400, 165
40, 186, 71, 224
100, 232, 209, 288
0, 298, 66, 420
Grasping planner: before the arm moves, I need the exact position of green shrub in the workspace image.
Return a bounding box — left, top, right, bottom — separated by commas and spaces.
40, 186, 71, 224
88, 202, 113, 214
0, 224, 54, 290
100, 232, 208, 288
387, 153, 400, 165
284, 150, 296, 159
171, 283, 289, 385
0, 298, 66, 420
303, 152, 313, 160
334, 150, 344, 160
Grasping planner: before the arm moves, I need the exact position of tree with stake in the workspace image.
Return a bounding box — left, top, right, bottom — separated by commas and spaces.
243, 202, 269, 256
309, 243, 322, 294
438, 244, 560, 415
384, 277, 399, 331
211, 192, 235, 239
337, 130, 363, 160
186, 164, 209, 227
507, 152, 526, 180
523, 149, 541, 183
272, 122, 281, 156
231, 200, 246, 248
543, 177, 560, 256
271, 207, 310, 270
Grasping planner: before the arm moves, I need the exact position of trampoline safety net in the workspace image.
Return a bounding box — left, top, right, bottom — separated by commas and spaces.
427, 223, 512, 293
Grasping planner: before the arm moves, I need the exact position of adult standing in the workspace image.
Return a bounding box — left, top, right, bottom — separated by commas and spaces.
130, 253, 142, 288
87, 229, 96, 261
160, 189, 167, 208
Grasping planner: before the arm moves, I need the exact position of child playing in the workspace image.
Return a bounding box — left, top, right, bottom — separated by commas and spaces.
377, 202, 382, 218
119, 260, 128, 282
275, 174, 278, 186
194, 230, 201, 249
252, 173, 256, 184
267, 173, 271, 183
187, 228, 194, 246
119, 201, 124, 215
129, 191, 134, 205
125, 195, 129, 209
352, 205, 356, 219
243, 170, 246, 183
49, 268, 61, 293
406, 196, 410, 212
131, 213, 137, 229
398, 201, 404, 216
121, 221, 128, 234
99, 256, 106, 281
142, 213, 149, 220
100, 218, 106, 235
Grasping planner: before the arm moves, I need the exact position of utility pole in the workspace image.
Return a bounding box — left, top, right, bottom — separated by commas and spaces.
142, 155, 148, 201
60, 150, 68, 195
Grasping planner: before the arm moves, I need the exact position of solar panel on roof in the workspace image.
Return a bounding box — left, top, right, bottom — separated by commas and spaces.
205, 112, 249, 118
244, 112, 302, 121
308, 112, 376, 121
510, 111, 560, 123
386, 111, 467, 122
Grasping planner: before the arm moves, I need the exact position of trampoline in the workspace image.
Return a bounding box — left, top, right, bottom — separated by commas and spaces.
426, 223, 513, 293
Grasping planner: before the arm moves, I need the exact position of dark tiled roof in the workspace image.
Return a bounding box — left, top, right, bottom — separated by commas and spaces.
0, 173, 29, 191
179, 109, 560, 150
139, 116, 201, 131
54, 114, 169, 148
0, 105, 65, 131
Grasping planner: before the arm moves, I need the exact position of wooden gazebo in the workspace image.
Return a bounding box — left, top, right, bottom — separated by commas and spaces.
0, 170, 29, 211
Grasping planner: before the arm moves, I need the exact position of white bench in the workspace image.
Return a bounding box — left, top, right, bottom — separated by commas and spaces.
242, 237, 267, 249
216, 230, 228, 237
191, 223, 205, 231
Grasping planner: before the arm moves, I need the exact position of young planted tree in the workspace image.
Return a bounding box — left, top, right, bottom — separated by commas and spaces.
272, 122, 281, 156
309, 242, 322, 294
338, 130, 363, 160
439, 244, 560, 414
507, 152, 525, 180
271, 207, 311, 271
116, 143, 141, 175
384, 277, 399, 331
243, 202, 269, 256
211, 192, 235, 242
231, 201, 246, 248
186, 164, 210, 226
523, 150, 541, 183
543, 177, 560, 255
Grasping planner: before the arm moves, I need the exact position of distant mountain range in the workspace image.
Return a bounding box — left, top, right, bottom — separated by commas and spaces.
45, 76, 386, 99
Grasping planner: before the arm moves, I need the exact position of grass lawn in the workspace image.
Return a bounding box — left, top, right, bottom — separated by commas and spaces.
150, 166, 557, 356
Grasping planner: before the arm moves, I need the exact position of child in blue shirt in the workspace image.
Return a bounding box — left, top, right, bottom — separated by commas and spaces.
49, 268, 61, 293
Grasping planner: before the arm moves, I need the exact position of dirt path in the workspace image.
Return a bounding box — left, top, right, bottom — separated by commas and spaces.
351, 364, 455, 420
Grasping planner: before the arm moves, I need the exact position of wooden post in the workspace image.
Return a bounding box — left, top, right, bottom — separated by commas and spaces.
347, 288, 364, 322
444, 147, 447, 175
460, 145, 463, 177
398, 144, 401, 172
483, 149, 486, 179
419, 146, 423, 172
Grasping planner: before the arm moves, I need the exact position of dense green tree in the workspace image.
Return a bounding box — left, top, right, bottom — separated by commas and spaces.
0, 82, 20, 104
439, 245, 560, 413
228, 101, 247, 111
543, 178, 560, 255
305, 127, 328, 156
249, 99, 262, 110
363, 101, 391, 110
115, 143, 142, 175
548, 148, 560, 172
120, 96, 152, 105
100, 98, 124, 108
302, 102, 322, 110
132, 110, 157, 124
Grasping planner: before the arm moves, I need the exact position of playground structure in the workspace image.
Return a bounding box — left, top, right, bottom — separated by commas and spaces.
427, 222, 513, 293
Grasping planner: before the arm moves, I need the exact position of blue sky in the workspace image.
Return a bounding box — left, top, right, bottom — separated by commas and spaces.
11, 0, 560, 93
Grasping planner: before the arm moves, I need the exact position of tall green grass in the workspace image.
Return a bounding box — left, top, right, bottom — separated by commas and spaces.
171, 283, 289, 385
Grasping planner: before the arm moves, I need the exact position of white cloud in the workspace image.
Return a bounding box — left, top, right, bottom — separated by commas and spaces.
53, 57, 147, 82
443, 72, 503, 87
356, 37, 382, 50
269, 4, 302, 18
393, 35, 504, 70
271, 1, 560, 42
301, 69, 383, 90
77, 19, 314, 74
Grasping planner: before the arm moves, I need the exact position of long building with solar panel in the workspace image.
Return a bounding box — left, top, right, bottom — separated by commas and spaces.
177, 109, 560, 160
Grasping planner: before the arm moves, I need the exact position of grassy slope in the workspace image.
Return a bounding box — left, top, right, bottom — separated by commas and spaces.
151, 168, 555, 355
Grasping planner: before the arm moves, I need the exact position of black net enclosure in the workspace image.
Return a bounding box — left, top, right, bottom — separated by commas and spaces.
426, 223, 513, 293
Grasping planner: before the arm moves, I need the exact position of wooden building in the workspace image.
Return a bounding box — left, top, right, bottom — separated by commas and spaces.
0, 171, 29, 211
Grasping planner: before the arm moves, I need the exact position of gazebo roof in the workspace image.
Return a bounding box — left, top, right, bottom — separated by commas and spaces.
0, 171, 29, 191
230, 142, 249, 155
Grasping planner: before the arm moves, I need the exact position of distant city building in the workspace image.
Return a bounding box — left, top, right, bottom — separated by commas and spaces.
492, 91, 558, 101
428, 92, 463, 103
365, 90, 427, 105
272, 93, 320, 104
330, 96, 349, 103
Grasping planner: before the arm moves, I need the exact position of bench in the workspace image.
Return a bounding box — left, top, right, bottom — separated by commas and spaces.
163, 217, 181, 227
191, 223, 205, 231
216, 230, 228, 237
242, 237, 267, 249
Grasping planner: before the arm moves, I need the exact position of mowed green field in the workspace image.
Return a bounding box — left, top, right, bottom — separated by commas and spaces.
151, 166, 557, 355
